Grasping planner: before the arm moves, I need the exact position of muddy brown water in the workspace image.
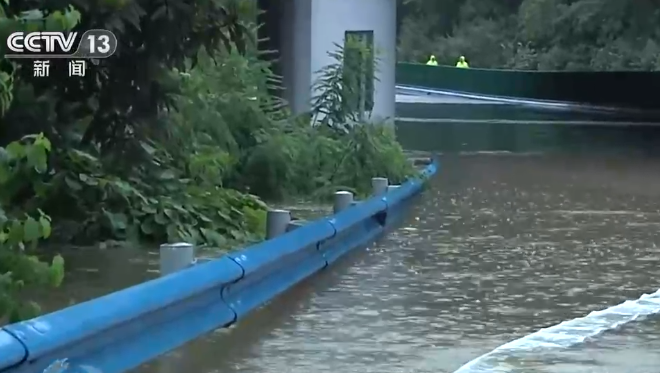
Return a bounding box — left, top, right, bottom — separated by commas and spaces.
123, 153, 660, 372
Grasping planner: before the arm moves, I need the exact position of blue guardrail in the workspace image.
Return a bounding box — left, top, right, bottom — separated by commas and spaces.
0, 161, 438, 373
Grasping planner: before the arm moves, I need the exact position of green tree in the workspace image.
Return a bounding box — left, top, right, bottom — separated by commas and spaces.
0, 0, 414, 322
0, 0, 73, 323
398, 0, 660, 70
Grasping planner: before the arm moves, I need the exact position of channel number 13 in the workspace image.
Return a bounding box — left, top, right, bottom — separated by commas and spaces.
88, 34, 111, 54
75, 30, 117, 59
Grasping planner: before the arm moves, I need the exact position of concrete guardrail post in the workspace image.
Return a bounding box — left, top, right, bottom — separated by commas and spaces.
371, 177, 389, 195
159, 242, 196, 276
333, 191, 354, 213
266, 209, 291, 239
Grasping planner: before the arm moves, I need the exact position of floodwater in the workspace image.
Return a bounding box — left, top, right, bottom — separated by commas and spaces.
123, 152, 660, 373
22, 96, 660, 372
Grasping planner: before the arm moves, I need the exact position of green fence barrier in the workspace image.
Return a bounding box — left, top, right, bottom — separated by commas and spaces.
396, 63, 660, 109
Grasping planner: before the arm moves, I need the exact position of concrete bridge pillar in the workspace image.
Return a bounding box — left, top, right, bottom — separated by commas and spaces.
258, 0, 396, 123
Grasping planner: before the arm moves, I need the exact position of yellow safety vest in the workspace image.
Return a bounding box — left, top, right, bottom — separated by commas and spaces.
456, 61, 469, 68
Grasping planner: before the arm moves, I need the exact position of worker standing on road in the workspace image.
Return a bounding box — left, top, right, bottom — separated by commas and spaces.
426, 55, 438, 66
456, 55, 469, 68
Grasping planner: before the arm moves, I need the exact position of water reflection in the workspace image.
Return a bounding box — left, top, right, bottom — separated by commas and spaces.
36, 246, 158, 313
129, 153, 660, 373
395, 119, 660, 154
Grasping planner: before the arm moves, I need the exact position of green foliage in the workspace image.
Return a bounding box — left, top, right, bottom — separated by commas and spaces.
236, 119, 413, 201
0, 134, 64, 323
0, 0, 413, 323
312, 36, 379, 128
41, 144, 267, 247
398, 0, 660, 70
238, 39, 412, 200
270, 123, 413, 200
0, 2, 81, 118
0, 2, 73, 323
158, 37, 412, 202
1, 0, 253, 149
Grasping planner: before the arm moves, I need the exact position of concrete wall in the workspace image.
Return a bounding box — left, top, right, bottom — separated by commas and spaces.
277, 0, 396, 122
311, 0, 396, 123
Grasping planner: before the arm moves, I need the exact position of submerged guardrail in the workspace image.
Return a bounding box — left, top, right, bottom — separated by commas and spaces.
0, 160, 438, 373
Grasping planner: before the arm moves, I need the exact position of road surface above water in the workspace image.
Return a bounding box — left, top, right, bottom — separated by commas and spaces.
127, 153, 660, 373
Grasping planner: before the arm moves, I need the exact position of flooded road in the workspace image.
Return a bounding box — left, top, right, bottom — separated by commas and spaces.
128, 153, 660, 373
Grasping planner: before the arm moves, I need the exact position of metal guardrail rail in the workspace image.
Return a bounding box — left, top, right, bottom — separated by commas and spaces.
0, 161, 438, 373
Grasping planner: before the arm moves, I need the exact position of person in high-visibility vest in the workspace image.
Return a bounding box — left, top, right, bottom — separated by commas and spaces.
456, 55, 469, 68
426, 55, 438, 66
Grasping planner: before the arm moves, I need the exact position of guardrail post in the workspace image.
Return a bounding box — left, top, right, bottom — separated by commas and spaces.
387, 185, 400, 193
371, 177, 389, 195
159, 242, 196, 276
266, 209, 291, 239
333, 191, 354, 213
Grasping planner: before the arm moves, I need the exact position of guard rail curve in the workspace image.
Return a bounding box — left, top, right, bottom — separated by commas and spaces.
0, 160, 438, 373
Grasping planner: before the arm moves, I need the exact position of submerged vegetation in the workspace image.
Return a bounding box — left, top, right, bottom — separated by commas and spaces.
0, 0, 412, 321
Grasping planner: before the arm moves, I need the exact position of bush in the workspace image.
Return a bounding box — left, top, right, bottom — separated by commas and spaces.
0, 1, 413, 322
0, 134, 64, 323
